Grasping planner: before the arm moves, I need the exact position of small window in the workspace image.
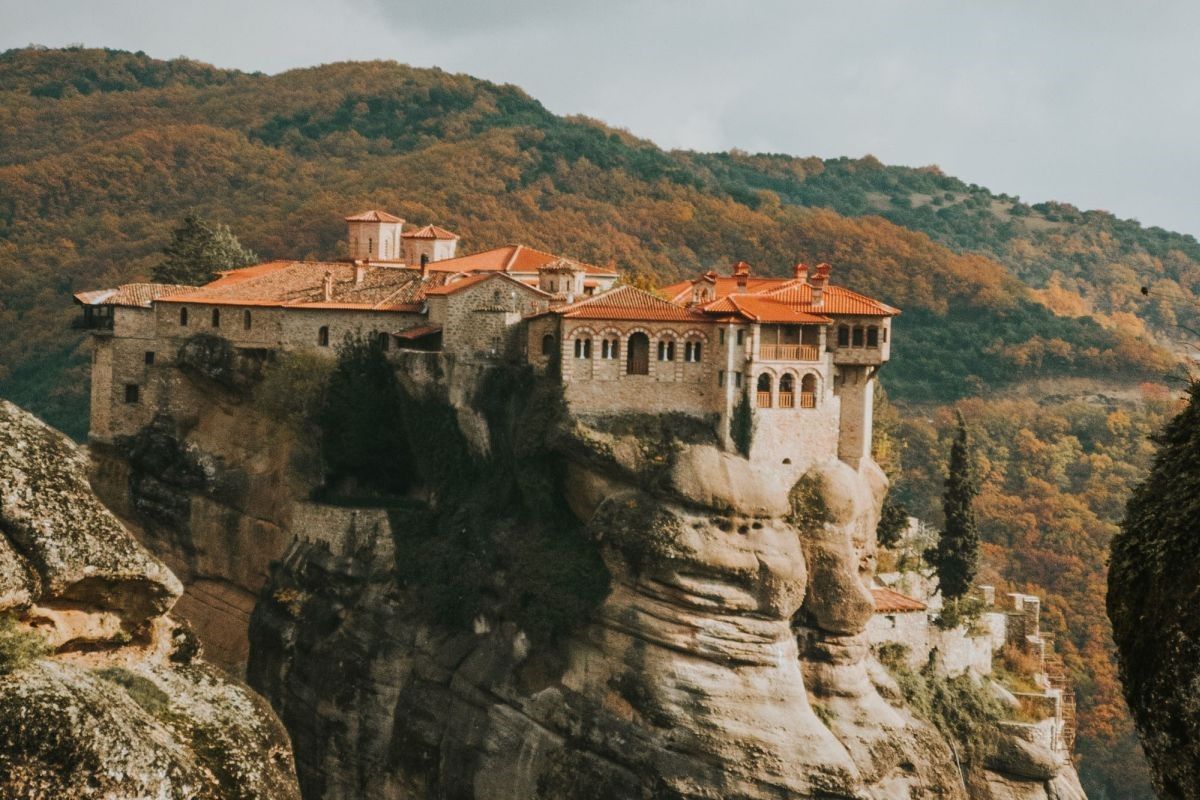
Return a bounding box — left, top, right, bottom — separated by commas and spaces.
379, 331, 390, 351
542, 334, 557, 356
685, 341, 702, 362
719, 329, 726, 344
368, 237, 373, 255
243, 310, 252, 330
124, 384, 139, 404
718, 370, 725, 387
180, 307, 189, 326
211, 308, 220, 328
420, 253, 429, 268
657, 340, 676, 361
734, 371, 743, 388
736, 330, 744, 345
144, 351, 155, 365
837, 325, 850, 347
867, 327, 879, 347
882, 327, 888, 343
852, 326, 864, 347
318, 326, 330, 347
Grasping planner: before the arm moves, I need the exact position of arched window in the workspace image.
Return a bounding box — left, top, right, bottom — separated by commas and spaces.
800, 373, 818, 408
368, 237, 373, 255
657, 339, 676, 361
626, 332, 649, 375
837, 325, 850, 347
756, 373, 773, 407
378, 331, 390, 351
684, 340, 703, 362
779, 373, 796, 408
542, 334, 557, 356
318, 326, 330, 347
243, 309, 252, 330
383, 240, 389, 258
866, 326, 879, 347
602, 337, 620, 360
852, 326, 864, 347
179, 307, 188, 326
211, 308, 220, 328
574, 337, 592, 359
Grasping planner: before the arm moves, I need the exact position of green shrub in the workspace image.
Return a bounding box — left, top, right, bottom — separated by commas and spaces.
933, 595, 988, 631
95, 666, 171, 716
0, 615, 48, 674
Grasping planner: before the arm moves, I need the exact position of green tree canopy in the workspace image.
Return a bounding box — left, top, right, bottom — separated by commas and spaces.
929, 411, 980, 599
152, 213, 257, 285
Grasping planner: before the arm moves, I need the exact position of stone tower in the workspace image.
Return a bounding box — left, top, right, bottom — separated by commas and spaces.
345, 210, 404, 261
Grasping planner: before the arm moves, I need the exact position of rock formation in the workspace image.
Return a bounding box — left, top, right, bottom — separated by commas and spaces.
235, 353, 1084, 799
0, 399, 300, 799
1109, 385, 1200, 799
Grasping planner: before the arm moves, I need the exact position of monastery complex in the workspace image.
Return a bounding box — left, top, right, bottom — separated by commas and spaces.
76, 210, 898, 469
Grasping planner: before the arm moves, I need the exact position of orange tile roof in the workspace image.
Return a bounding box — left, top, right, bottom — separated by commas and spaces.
663, 271, 899, 318
703, 295, 832, 324
395, 324, 442, 340
74, 283, 202, 308
554, 285, 704, 321
402, 224, 458, 240
425, 245, 617, 277
424, 271, 552, 298
345, 210, 404, 223
661, 276, 787, 303
872, 586, 927, 613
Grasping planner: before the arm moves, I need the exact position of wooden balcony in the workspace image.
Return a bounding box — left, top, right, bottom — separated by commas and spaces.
799, 392, 816, 408
756, 391, 772, 408
758, 343, 820, 361
778, 392, 795, 409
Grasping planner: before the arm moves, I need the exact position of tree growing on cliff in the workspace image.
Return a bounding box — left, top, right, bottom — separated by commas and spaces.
929, 412, 979, 599
152, 213, 257, 285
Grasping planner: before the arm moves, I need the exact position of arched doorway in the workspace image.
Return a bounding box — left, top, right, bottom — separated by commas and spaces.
800, 373, 817, 408
627, 332, 650, 375
757, 373, 773, 407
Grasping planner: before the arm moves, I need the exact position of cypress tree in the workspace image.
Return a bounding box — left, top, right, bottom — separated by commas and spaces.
929, 411, 980, 599
152, 213, 257, 285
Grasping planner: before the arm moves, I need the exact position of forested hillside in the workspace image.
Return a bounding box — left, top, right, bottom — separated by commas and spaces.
0, 46, 1187, 797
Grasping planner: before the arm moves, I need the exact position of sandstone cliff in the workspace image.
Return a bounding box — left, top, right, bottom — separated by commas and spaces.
234, 352, 1085, 799
0, 399, 300, 799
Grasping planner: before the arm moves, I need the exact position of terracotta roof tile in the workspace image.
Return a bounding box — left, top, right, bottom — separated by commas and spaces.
425, 245, 617, 277
345, 210, 405, 223
402, 224, 459, 240
872, 586, 927, 613
702, 295, 832, 324
424, 271, 553, 298
555, 285, 703, 321
74, 283, 203, 308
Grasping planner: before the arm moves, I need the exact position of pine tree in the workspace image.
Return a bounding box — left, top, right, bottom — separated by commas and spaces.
929, 411, 980, 599
152, 213, 257, 285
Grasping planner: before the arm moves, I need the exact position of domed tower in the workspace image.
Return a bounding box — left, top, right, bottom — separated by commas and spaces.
345, 210, 405, 262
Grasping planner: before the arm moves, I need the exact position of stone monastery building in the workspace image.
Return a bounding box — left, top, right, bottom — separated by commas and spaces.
77, 211, 899, 469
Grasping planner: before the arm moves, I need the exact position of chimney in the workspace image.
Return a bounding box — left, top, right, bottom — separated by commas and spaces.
354, 261, 367, 286
811, 263, 830, 306
322, 271, 334, 302
732, 261, 751, 293
793, 263, 808, 283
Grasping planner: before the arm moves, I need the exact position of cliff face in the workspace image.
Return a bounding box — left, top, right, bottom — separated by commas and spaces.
236, 353, 1083, 800
1108, 386, 1200, 799
0, 399, 300, 799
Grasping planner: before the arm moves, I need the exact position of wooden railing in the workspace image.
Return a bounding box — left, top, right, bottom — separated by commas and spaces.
799, 392, 816, 408
758, 343, 820, 361
756, 391, 772, 408
778, 392, 795, 408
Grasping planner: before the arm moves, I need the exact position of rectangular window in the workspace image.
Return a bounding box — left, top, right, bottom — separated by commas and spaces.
852, 327, 864, 347
718, 370, 725, 387
124, 384, 139, 404
837, 325, 850, 347
882, 327, 888, 343
719, 329, 726, 345
866, 327, 879, 348
734, 372, 743, 388
736, 330, 744, 345
144, 351, 155, 365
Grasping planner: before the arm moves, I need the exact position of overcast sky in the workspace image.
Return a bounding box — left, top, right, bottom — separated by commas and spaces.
4, 0, 1199, 235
